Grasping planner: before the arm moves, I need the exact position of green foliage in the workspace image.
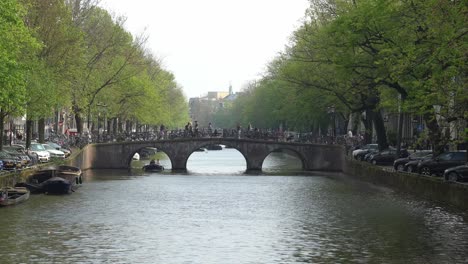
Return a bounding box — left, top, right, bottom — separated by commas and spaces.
215, 0, 465, 151
0, 0, 40, 116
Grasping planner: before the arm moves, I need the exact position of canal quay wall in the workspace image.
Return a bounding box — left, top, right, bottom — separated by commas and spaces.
0, 149, 82, 188
344, 159, 468, 211
0, 170, 29, 188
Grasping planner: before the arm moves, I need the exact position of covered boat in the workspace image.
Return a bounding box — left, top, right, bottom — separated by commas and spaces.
0, 187, 30, 206
29, 165, 83, 185
143, 160, 164, 172
17, 165, 83, 194
40, 177, 73, 194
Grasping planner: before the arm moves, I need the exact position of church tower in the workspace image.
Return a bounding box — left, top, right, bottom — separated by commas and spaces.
229, 82, 233, 95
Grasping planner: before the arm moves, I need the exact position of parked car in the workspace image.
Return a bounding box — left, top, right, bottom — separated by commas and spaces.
45, 142, 71, 158
361, 149, 380, 162
352, 144, 379, 160
3, 146, 32, 168
0, 151, 21, 170
444, 164, 468, 182
393, 150, 433, 171
417, 151, 467, 176
368, 149, 409, 165
30, 143, 50, 163
11, 144, 38, 165
42, 144, 65, 159
404, 154, 433, 173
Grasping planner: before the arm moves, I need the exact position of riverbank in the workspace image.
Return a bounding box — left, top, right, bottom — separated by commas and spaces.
0, 147, 81, 188
344, 158, 468, 211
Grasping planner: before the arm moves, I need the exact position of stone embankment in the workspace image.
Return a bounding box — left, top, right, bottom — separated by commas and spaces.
0, 170, 30, 188
344, 158, 468, 211
0, 147, 81, 188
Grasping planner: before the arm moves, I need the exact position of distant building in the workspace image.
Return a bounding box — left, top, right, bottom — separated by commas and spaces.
188, 85, 240, 127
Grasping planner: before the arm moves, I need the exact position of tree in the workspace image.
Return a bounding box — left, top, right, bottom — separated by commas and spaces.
21, 0, 83, 145
0, 0, 39, 149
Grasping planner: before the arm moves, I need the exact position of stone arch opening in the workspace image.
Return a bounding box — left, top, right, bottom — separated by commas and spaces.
128, 146, 173, 170
185, 143, 247, 174
261, 148, 305, 173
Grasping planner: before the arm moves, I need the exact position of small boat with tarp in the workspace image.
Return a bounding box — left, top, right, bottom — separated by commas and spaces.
0, 187, 30, 207
40, 177, 73, 194
143, 159, 164, 172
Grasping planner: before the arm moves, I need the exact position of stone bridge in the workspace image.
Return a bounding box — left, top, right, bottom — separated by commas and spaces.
71, 138, 345, 172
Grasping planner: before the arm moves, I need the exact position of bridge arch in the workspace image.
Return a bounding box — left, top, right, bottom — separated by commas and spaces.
261, 148, 307, 171
126, 145, 174, 169
183, 142, 249, 171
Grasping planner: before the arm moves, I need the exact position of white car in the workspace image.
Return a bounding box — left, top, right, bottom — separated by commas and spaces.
30, 143, 50, 162
42, 144, 66, 159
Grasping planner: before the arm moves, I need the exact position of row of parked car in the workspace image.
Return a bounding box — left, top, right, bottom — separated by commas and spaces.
0, 142, 71, 171
352, 144, 468, 182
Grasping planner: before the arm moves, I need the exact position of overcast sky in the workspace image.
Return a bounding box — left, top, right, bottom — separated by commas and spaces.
100, 0, 309, 98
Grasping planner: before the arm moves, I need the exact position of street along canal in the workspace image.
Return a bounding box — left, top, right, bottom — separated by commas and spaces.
1, 148, 467, 263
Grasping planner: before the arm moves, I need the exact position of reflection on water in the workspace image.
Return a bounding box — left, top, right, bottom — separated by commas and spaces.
1, 149, 468, 263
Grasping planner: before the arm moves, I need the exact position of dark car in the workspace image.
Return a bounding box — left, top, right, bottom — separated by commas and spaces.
0, 151, 21, 170
404, 154, 433, 173
352, 144, 379, 160
355, 148, 379, 161
444, 164, 468, 182
393, 150, 433, 172
3, 146, 31, 168
368, 149, 409, 165
417, 151, 467, 176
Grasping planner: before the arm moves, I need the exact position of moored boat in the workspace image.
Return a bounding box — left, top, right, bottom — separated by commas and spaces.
0, 187, 30, 206
17, 165, 83, 194
143, 160, 164, 172
40, 177, 73, 194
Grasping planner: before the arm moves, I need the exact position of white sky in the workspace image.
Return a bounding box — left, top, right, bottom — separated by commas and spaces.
100, 0, 309, 98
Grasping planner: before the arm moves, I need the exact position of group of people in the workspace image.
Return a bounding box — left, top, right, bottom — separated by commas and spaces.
184, 121, 199, 137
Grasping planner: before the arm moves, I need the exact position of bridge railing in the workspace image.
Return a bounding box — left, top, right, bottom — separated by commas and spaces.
61, 128, 355, 149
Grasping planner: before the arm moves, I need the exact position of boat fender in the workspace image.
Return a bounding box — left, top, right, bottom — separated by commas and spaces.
76, 177, 79, 185
79, 176, 83, 184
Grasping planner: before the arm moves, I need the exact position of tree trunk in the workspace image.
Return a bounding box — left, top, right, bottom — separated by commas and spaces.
54, 109, 59, 134
38, 118, 45, 143
118, 118, 123, 133
75, 114, 83, 134
107, 119, 111, 135
423, 108, 446, 156
373, 110, 389, 151
0, 113, 4, 150
73, 104, 83, 134
362, 109, 373, 144
396, 94, 407, 157
26, 119, 32, 149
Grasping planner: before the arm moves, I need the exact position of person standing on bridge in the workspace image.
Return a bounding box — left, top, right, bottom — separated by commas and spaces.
208, 122, 213, 136
159, 124, 165, 140
194, 121, 199, 137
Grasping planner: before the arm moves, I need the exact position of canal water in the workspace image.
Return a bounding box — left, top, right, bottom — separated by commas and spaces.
1, 148, 468, 263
